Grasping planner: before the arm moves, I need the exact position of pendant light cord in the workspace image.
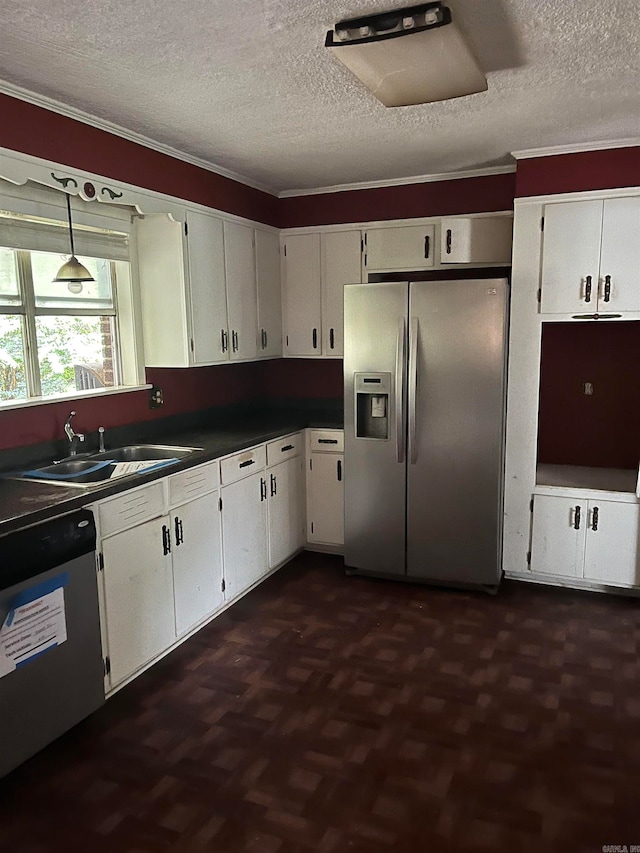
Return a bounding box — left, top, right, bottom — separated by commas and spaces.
66, 193, 76, 256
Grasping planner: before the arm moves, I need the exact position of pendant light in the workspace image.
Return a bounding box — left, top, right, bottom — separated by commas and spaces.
53, 193, 94, 293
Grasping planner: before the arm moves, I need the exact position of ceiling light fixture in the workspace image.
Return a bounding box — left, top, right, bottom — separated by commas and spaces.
325, 2, 487, 107
53, 193, 94, 293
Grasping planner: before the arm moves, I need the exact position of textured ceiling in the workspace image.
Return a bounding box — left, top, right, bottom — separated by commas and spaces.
1, 0, 639, 193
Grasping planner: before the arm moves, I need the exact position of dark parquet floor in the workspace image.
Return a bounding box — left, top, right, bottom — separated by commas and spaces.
2, 552, 640, 853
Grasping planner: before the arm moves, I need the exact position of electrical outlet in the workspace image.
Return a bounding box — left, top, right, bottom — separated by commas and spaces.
149, 386, 164, 408
583, 382, 594, 396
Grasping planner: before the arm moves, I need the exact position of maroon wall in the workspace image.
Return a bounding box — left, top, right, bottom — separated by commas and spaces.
538, 322, 640, 469
516, 147, 640, 198
0, 94, 279, 226
259, 359, 343, 400
279, 172, 516, 228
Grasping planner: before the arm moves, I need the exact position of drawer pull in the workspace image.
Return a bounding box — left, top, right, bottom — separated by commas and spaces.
239, 459, 255, 469
281, 444, 294, 452
318, 438, 338, 444
573, 505, 581, 530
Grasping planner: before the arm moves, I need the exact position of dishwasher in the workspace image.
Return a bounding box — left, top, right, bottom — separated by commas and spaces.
0, 509, 105, 778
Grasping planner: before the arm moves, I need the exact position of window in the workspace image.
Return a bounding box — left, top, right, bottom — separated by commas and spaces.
0, 182, 142, 405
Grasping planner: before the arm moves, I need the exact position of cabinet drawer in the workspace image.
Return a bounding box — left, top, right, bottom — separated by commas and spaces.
168, 461, 219, 507
267, 433, 302, 466
309, 429, 344, 452
220, 445, 266, 484
98, 481, 165, 538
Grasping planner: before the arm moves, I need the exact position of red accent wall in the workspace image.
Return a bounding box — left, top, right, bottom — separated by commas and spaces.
537, 322, 640, 469
516, 147, 640, 198
0, 94, 279, 226
0, 363, 263, 451
259, 359, 343, 400
279, 172, 516, 228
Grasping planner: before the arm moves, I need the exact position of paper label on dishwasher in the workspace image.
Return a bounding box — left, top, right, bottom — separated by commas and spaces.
0, 574, 68, 678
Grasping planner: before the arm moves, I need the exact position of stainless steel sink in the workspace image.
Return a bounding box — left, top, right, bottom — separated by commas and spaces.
3, 444, 203, 489
89, 444, 201, 463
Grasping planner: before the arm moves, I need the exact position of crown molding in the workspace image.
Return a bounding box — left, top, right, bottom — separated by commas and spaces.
0, 80, 279, 197
512, 138, 640, 160
278, 164, 516, 198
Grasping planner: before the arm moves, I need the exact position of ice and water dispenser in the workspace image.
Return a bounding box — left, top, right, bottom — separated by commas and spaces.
355, 373, 391, 440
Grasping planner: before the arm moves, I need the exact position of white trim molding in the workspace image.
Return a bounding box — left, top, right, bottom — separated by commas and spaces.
278, 164, 516, 199
0, 81, 278, 197
512, 138, 640, 160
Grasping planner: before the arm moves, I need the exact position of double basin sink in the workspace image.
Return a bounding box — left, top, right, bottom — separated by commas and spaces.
6, 444, 202, 489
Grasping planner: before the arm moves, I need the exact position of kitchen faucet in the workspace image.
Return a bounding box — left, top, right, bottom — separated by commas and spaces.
64, 411, 85, 456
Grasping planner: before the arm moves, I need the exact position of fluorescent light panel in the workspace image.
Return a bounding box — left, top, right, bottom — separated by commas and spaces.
325, 3, 487, 107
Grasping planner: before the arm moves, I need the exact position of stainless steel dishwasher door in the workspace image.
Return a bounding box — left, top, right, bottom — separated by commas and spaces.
0, 510, 105, 778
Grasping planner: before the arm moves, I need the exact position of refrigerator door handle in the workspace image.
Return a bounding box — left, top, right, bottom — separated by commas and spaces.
408, 317, 419, 464
395, 317, 406, 463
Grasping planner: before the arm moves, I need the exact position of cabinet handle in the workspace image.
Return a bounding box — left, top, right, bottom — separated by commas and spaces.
445, 229, 452, 255
162, 524, 171, 555
591, 506, 599, 531
261, 328, 267, 349
318, 438, 338, 444
270, 473, 276, 496
221, 329, 228, 353
260, 477, 266, 501
174, 516, 183, 546
603, 275, 611, 303
239, 459, 255, 469
337, 459, 342, 482
584, 275, 592, 303
312, 328, 318, 349
573, 505, 581, 530
329, 328, 335, 349
281, 444, 294, 452
424, 234, 431, 258
232, 330, 239, 352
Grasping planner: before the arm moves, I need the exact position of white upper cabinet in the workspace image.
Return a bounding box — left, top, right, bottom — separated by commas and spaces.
187, 210, 229, 362
224, 221, 258, 360
440, 216, 513, 264
540, 197, 640, 314
136, 210, 228, 366
282, 233, 322, 356
322, 230, 362, 357
364, 224, 435, 271
255, 229, 282, 358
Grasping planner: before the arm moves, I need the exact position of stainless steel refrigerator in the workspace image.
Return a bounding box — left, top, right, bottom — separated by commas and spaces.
344, 279, 508, 590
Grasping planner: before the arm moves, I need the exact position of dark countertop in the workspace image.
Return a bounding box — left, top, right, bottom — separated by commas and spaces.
0, 413, 343, 538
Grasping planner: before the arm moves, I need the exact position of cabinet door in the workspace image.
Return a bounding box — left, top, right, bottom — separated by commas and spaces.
322, 230, 362, 357
364, 224, 435, 271
530, 495, 586, 578
187, 210, 229, 363
268, 457, 304, 568
224, 221, 258, 360
102, 516, 176, 686
136, 215, 190, 367
598, 197, 640, 313
283, 233, 322, 356
221, 471, 268, 600
540, 201, 603, 314
440, 217, 513, 264
583, 500, 640, 586
255, 229, 283, 358
307, 453, 344, 545
171, 491, 223, 636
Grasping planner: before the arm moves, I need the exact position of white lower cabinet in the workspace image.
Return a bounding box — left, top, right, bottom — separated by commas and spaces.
530, 494, 640, 586
268, 456, 304, 568
307, 452, 344, 546
221, 471, 269, 600
172, 491, 223, 636
101, 515, 176, 687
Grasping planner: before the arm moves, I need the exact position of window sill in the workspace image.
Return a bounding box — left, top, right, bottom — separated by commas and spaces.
0, 384, 153, 412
